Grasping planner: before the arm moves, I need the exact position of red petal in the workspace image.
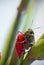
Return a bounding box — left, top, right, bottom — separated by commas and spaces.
17, 33, 24, 42
15, 33, 24, 58
16, 42, 24, 58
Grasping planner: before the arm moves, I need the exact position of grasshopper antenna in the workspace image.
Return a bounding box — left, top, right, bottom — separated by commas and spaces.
18, 30, 23, 34
33, 27, 40, 30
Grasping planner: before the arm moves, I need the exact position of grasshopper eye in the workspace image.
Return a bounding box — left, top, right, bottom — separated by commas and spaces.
30, 31, 34, 34
28, 29, 34, 34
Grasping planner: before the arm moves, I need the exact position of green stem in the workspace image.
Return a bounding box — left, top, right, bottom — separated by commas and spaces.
4, 0, 36, 65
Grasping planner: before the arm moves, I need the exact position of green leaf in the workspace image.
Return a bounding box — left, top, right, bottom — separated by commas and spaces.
21, 34, 44, 65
